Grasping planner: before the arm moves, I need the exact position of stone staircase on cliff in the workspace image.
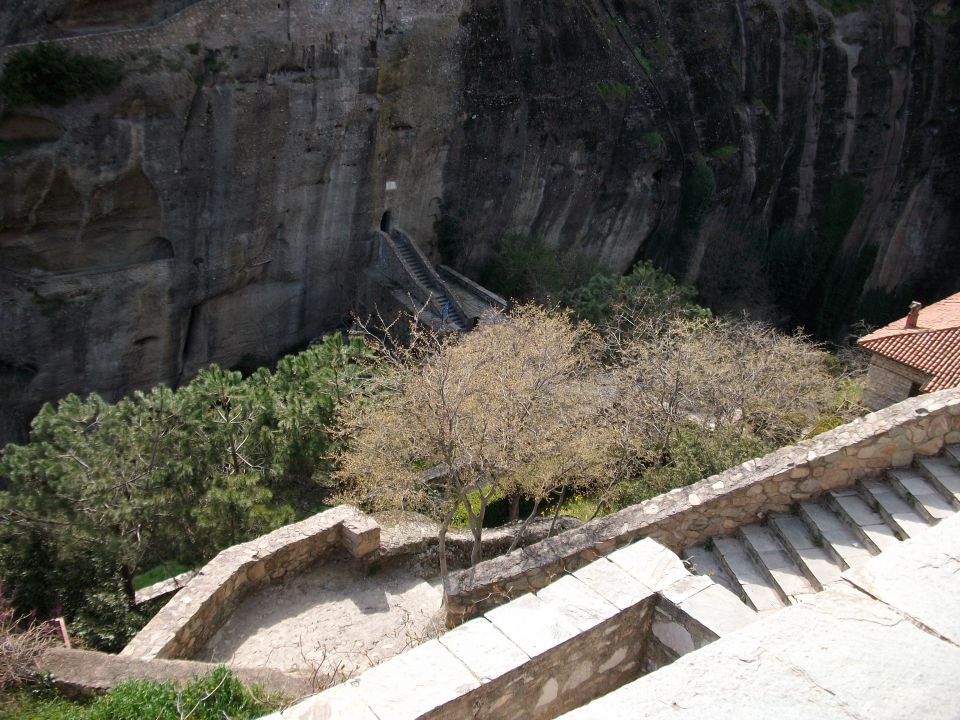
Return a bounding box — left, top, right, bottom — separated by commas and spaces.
392, 233, 470, 331
683, 445, 960, 611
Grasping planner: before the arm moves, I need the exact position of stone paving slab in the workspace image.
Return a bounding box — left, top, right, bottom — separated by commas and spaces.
352, 639, 478, 720
485, 592, 581, 658
605, 538, 690, 592
671, 583, 760, 637
535, 574, 619, 632
844, 513, 960, 645
571, 558, 652, 610
437, 617, 529, 682
264, 682, 377, 720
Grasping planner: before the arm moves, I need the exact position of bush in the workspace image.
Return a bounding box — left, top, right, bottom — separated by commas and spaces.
621, 426, 770, 505
480, 232, 595, 300
560, 260, 707, 327
0, 43, 122, 107
679, 155, 716, 237
0, 587, 58, 691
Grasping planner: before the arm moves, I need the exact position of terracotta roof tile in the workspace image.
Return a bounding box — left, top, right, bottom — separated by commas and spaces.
858, 292, 960, 393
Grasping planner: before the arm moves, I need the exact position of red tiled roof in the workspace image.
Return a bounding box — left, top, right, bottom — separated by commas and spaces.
858, 292, 960, 392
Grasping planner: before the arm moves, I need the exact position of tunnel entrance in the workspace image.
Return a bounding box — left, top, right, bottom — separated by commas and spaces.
380, 210, 393, 233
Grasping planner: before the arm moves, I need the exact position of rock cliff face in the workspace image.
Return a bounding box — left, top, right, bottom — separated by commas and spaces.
0, 0, 957, 443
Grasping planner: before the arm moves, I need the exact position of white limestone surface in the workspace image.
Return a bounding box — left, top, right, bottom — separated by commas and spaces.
437, 617, 529, 682
843, 513, 960, 645
559, 516, 960, 720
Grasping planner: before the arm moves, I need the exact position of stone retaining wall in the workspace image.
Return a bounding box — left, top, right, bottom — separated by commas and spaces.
446, 388, 960, 624
266, 538, 757, 720
38, 647, 311, 700
121, 505, 379, 661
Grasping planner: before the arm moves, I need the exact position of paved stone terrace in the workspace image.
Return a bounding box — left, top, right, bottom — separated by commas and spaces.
194, 552, 444, 682
559, 512, 960, 720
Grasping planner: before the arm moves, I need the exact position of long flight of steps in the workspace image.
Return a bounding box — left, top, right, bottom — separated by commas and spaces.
683, 446, 960, 612
392, 234, 469, 331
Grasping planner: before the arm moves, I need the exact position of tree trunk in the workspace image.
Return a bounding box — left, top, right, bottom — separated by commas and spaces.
437, 505, 458, 596
507, 497, 542, 553
438, 520, 450, 595
509, 493, 520, 523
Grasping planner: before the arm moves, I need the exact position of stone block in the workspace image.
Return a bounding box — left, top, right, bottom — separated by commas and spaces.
271, 681, 377, 720
485, 592, 581, 658
572, 558, 654, 610
341, 516, 381, 558
651, 615, 695, 656
439, 617, 529, 682
891, 449, 914, 466
536, 574, 619, 632
658, 574, 713, 605
355, 640, 479, 720
605, 538, 689, 592
673, 583, 759, 637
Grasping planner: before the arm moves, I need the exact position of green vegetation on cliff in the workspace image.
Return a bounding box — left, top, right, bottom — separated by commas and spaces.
0, 43, 122, 107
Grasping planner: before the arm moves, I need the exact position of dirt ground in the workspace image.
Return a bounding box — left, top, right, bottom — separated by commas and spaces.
194, 553, 444, 685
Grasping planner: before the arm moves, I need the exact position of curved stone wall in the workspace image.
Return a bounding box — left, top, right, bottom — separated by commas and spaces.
446, 388, 960, 624
121, 505, 379, 661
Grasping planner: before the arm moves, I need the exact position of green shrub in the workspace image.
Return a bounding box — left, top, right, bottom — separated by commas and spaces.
640, 131, 665, 148
679, 155, 716, 237
597, 79, 631, 100
0, 43, 122, 107
480, 232, 594, 300
620, 426, 770, 506
632, 48, 653, 73
560, 261, 707, 327
708, 144, 738, 160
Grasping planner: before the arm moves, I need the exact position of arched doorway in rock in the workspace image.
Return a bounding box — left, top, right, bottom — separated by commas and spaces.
380, 210, 393, 233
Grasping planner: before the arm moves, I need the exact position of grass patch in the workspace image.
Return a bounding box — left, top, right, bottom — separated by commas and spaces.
597, 79, 631, 100
632, 47, 653, 73
708, 144, 738, 161
640, 131, 665, 148
556, 493, 604, 521
132, 561, 190, 591
2, 667, 281, 720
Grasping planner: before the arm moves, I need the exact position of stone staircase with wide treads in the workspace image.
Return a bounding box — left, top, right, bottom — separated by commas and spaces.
391, 232, 470, 332
683, 445, 960, 611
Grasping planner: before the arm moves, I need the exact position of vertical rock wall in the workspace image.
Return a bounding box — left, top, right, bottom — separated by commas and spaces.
1, 0, 958, 443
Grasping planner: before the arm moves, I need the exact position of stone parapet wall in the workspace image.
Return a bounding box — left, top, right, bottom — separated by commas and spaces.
122, 505, 380, 661
446, 388, 960, 624
266, 538, 756, 720
38, 647, 311, 700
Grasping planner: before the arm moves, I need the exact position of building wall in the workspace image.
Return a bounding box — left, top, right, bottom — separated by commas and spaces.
861, 355, 931, 411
